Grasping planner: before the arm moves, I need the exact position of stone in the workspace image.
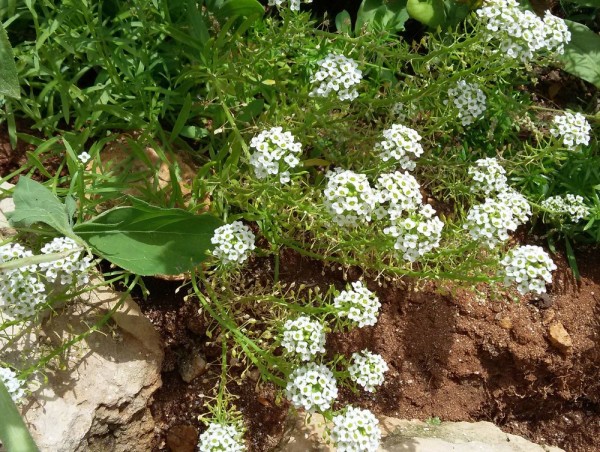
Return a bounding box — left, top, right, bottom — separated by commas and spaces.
166, 424, 198, 452
277, 414, 565, 452
1, 280, 164, 452
498, 317, 513, 330
178, 351, 208, 383
548, 322, 573, 352
0, 182, 15, 236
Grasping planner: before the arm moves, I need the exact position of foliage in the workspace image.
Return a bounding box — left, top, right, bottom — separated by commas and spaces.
0, 380, 39, 452
559, 20, 600, 88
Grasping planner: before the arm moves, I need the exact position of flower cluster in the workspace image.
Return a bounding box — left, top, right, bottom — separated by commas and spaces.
463, 198, 517, 248
550, 112, 591, 150
468, 157, 508, 196
0, 243, 46, 319
39, 237, 93, 286
330, 406, 381, 452
348, 350, 388, 393
541, 194, 590, 223
310, 53, 362, 101
497, 188, 532, 225
333, 281, 381, 328
281, 316, 326, 361
375, 124, 424, 171
446, 80, 487, 126
249, 127, 302, 183
0, 367, 25, 403
499, 245, 557, 294
267, 0, 312, 11
211, 222, 256, 265
374, 172, 422, 216
384, 205, 444, 262
285, 363, 338, 412
323, 169, 377, 227
197, 422, 246, 452
477, 0, 571, 61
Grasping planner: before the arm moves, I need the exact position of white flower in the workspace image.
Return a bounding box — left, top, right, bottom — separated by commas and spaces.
374, 172, 422, 217
384, 205, 444, 262
268, 0, 312, 11
39, 237, 93, 286
463, 198, 517, 248
446, 80, 486, 126
497, 188, 531, 226
285, 363, 338, 412
78, 152, 91, 165
310, 53, 362, 102
348, 350, 388, 393
333, 281, 381, 328
375, 124, 424, 171
468, 157, 508, 195
323, 169, 377, 227
281, 316, 326, 362
550, 112, 591, 150
0, 367, 25, 403
249, 127, 302, 182
541, 194, 590, 223
197, 422, 246, 452
0, 243, 46, 319
211, 222, 256, 265
330, 406, 381, 452
500, 245, 557, 294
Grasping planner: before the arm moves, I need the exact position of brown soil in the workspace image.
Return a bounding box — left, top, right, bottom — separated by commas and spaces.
138, 242, 600, 452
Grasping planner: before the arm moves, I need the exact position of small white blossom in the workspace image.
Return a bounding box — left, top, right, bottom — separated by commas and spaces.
285, 363, 338, 412
78, 152, 91, 165
0, 243, 46, 319
550, 112, 591, 150
197, 422, 246, 452
543, 11, 571, 55
39, 237, 93, 286
310, 53, 362, 102
268, 0, 312, 11
497, 188, 531, 226
348, 350, 388, 393
499, 245, 557, 294
374, 172, 422, 218
249, 127, 302, 182
323, 169, 377, 227
211, 222, 256, 265
0, 367, 25, 403
281, 316, 326, 362
330, 406, 381, 452
468, 158, 508, 195
375, 124, 424, 171
384, 205, 444, 262
333, 281, 381, 328
446, 80, 487, 126
541, 194, 590, 223
463, 198, 517, 248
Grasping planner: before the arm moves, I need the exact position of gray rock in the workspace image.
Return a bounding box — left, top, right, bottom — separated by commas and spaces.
178, 351, 207, 383
0, 182, 15, 236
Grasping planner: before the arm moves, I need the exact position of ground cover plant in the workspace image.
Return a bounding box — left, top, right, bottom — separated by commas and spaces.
0, 0, 599, 451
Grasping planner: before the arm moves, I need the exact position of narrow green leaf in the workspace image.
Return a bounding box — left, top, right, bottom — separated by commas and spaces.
7, 176, 73, 237
0, 23, 19, 99
170, 93, 192, 142
0, 381, 39, 452
564, 236, 580, 280
559, 21, 600, 88
74, 200, 223, 276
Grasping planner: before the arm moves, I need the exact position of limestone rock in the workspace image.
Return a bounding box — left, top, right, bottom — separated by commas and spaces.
548, 321, 573, 352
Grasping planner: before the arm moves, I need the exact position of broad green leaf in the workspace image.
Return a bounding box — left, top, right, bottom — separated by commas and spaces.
73, 201, 223, 275
0, 23, 20, 99
356, 0, 409, 33
565, 0, 600, 6
208, 0, 264, 21
407, 0, 445, 27
0, 381, 39, 452
335, 10, 353, 34
559, 21, 600, 89
7, 176, 73, 237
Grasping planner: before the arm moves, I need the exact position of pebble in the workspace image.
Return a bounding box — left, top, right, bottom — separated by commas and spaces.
548, 322, 573, 353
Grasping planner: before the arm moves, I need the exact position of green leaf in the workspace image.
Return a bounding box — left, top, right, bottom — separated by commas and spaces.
208, 0, 264, 21
335, 10, 353, 34
7, 176, 73, 237
564, 236, 580, 280
559, 21, 600, 88
73, 200, 223, 276
407, 0, 445, 28
565, 0, 600, 6
0, 22, 20, 99
356, 0, 409, 33
0, 380, 39, 452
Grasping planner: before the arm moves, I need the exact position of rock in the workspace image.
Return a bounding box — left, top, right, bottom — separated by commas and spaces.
277, 414, 565, 452
548, 322, 573, 352
542, 309, 556, 326
166, 424, 198, 452
498, 317, 513, 330
178, 351, 208, 383
2, 280, 164, 452
0, 182, 15, 236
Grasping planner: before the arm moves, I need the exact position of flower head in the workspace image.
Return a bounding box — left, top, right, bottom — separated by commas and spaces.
78, 152, 91, 165
310, 53, 362, 102
463, 198, 517, 248
249, 127, 302, 183
333, 281, 381, 328
281, 316, 326, 362
375, 124, 424, 171
211, 222, 256, 265
550, 112, 591, 150
500, 245, 557, 294
39, 237, 93, 286
374, 172, 422, 218
541, 194, 590, 223
468, 158, 508, 195
197, 422, 246, 452
446, 80, 486, 126
330, 406, 381, 452
0, 367, 25, 403
268, 0, 312, 11
348, 350, 388, 393
323, 169, 377, 227
285, 363, 338, 412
